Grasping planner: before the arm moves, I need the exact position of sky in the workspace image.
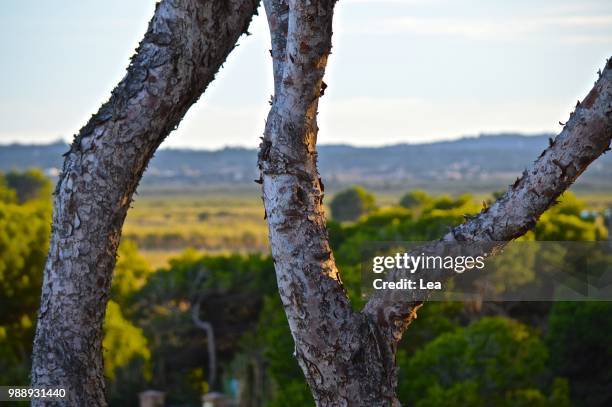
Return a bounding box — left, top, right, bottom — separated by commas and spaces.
1, 0, 611, 150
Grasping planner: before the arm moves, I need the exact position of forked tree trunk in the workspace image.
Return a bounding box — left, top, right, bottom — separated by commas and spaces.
258, 1, 612, 404
31, 1, 259, 405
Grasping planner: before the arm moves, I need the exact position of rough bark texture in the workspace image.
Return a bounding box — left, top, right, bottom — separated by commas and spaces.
363, 59, 612, 344
259, 1, 400, 405
259, 2, 612, 402
31, 1, 259, 405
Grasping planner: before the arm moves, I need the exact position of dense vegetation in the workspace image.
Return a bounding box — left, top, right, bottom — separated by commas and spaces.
0, 170, 51, 384
1, 172, 611, 406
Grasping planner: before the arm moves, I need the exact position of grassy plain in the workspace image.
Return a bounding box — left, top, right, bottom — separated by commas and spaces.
124, 189, 268, 268
124, 187, 612, 268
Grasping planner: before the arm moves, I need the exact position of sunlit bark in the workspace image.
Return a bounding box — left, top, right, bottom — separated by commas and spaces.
31, 1, 259, 405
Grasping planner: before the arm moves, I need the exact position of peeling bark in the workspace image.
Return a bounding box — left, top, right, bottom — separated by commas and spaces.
31, 1, 259, 405
258, 1, 612, 403
259, 1, 400, 405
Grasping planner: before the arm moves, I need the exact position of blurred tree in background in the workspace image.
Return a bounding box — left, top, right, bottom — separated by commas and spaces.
399, 190, 432, 209
103, 300, 151, 381
330, 186, 377, 222
397, 317, 570, 407
122, 252, 276, 405
547, 302, 612, 407
111, 240, 154, 307
0, 171, 50, 384
5, 169, 52, 204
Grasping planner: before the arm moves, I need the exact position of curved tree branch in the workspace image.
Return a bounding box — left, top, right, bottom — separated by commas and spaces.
363, 59, 612, 343
31, 1, 259, 405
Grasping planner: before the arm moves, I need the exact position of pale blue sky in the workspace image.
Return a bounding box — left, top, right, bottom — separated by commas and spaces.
1, 0, 611, 149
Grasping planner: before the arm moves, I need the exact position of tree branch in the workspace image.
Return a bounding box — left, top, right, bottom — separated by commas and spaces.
31, 1, 259, 405
189, 268, 218, 390
263, 0, 289, 95
363, 58, 612, 343
192, 299, 217, 390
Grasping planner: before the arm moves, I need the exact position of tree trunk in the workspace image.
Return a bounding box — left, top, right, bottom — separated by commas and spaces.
259, 1, 401, 405
31, 1, 259, 405
258, 0, 612, 403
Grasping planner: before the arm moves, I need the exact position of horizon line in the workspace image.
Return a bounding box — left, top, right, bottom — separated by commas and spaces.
0, 131, 557, 152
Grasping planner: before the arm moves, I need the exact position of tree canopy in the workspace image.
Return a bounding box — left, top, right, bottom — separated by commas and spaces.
330, 186, 377, 222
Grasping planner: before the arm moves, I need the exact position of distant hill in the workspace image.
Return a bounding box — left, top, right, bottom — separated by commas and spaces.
1, 134, 610, 193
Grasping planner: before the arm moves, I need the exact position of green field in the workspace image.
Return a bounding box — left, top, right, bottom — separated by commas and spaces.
124, 191, 269, 268
125, 187, 612, 268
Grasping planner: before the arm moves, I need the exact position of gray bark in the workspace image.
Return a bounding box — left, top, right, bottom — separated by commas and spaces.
259, 1, 400, 405
258, 1, 612, 403
30, 1, 259, 405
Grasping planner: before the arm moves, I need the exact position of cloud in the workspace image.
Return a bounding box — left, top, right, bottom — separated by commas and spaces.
340, 14, 612, 44
561, 34, 612, 45
537, 15, 612, 27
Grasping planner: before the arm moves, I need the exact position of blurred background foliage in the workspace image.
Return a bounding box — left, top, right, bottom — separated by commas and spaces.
0, 172, 611, 406
0, 170, 51, 385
